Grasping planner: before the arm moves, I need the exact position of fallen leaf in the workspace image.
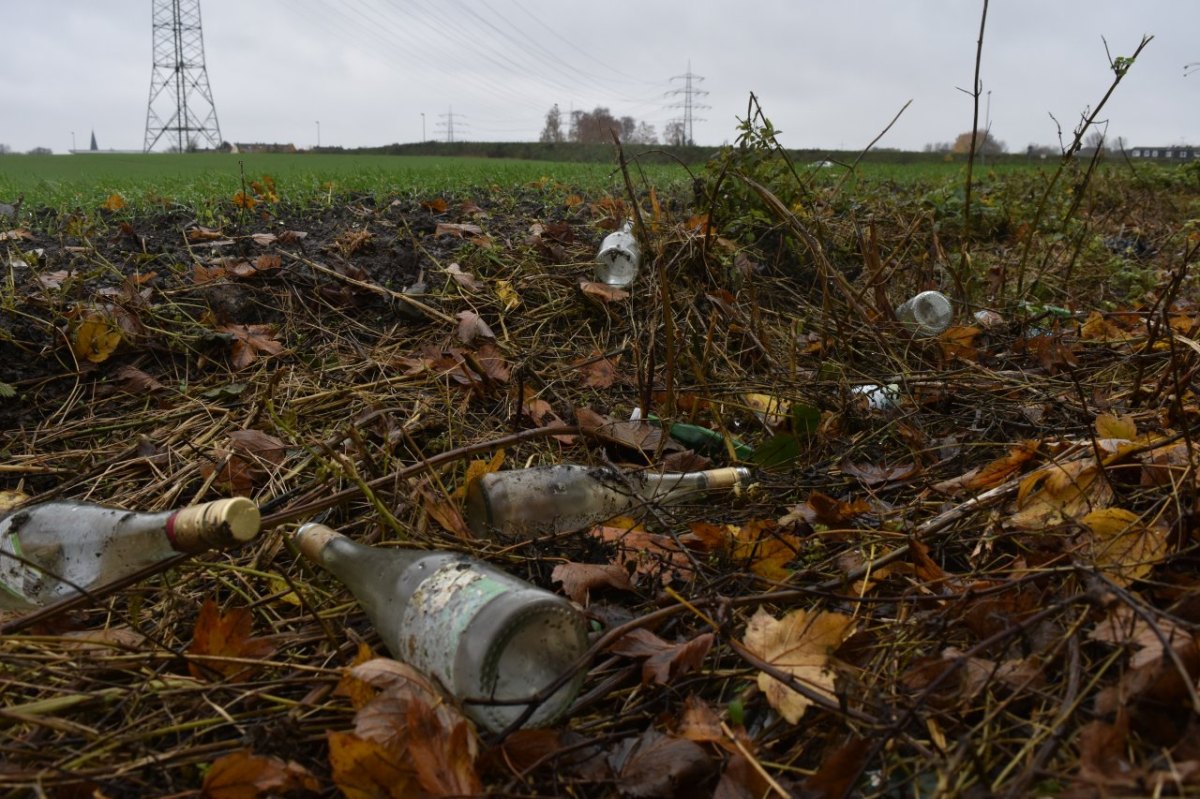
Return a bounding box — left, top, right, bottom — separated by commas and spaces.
743, 393, 787, 427
1009, 457, 1113, 530
932, 440, 1039, 495
579, 280, 630, 303
780, 492, 872, 526
551, 561, 635, 604
591, 517, 694, 582
608, 629, 714, 686
101, 193, 126, 211
218, 324, 285, 369
34, 269, 73, 289
406, 699, 483, 796
420, 197, 449, 213
676, 695, 724, 744
495, 279, 521, 310
187, 598, 277, 681
608, 728, 715, 798
232, 191, 258, 209
1082, 507, 1168, 585
938, 324, 981, 361
228, 429, 288, 465
741, 607, 854, 723
114, 365, 166, 395
575, 408, 676, 456
1096, 413, 1138, 441
73, 313, 122, 363
799, 737, 871, 799
0, 228, 34, 241
839, 460, 920, 487
435, 222, 482, 238
187, 226, 226, 242
715, 753, 775, 799
456, 310, 495, 344
446, 263, 482, 291
333, 642, 379, 711
575, 351, 620, 389
327, 731, 417, 799
201, 749, 318, 799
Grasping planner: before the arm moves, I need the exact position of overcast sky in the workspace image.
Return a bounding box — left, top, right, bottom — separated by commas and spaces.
1, 1, 1196, 155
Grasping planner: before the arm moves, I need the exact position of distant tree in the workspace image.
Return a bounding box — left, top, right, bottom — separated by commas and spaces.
1083, 130, 1106, 154
539, 104, 564, 144
630, 121, 657, 145
923, 141, 953, 153
570, 107, 621, 144
0, 143, 10, 155
663, 120, 687, 147
951, 130, 1005, 155
1025, 143, 1057, 158
27, 146, 52, 155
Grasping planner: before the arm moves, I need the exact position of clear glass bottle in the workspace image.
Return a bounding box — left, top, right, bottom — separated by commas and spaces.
294, 523, 589, 733
595, 219, 641, 287
0, 497, 260, 610
465, 464, 752, 538
895, 290, 953, 336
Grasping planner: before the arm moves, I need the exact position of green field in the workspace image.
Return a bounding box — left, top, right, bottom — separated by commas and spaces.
0, 152, 692, 210
0, 150, 1062, 212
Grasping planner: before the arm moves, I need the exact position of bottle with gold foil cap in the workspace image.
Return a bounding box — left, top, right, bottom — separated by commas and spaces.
0, 497, 259, 610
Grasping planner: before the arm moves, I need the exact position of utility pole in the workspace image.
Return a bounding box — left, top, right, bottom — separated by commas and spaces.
437, 107, 465, 143
143, 0, 222, 152
665, 61, 710, 145
316, 120, 321, 148
421, 112, 426, 142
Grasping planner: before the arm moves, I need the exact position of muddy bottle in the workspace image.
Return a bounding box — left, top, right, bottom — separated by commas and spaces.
595, 219, 641, 287
0, 498, 260, 610
465, 464, 752, 538
895, 290, 953, 336
294, 523, 589, 732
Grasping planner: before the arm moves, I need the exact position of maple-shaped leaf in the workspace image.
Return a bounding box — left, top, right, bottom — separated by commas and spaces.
219, 323, 284, 369
1095, 413, 1138, 441
609, 628, 714, 686
932, 440, 1040, 495
327, 730, 418, 799
552, 561, 635, 604
608, 728, 715, 798
741, 607, 854, 723
730, 519, 802, 581
1081, 507, 1168, 586
187, 598, 277, 681
201, 749, 318, 799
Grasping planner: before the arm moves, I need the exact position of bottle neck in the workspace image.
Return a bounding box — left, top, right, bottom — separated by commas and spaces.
640, 467, 750, 498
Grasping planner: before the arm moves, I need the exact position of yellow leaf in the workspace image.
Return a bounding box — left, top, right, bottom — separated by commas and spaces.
741, 607, 854, 723
327, 731, 417, 799
266, 574, 301, 607
1009, 458, 1112, 530
232, 191, 258, 209
1082, 507, 1168, 586
1095, 413, 1137, 441
456, 449, 505, 500
101, 193, 126, 211
334, 642, 379, 711
0, 490, 29, 513
495, 279, 520, 310
743, 393, 787, 427
73, 313, 122, 363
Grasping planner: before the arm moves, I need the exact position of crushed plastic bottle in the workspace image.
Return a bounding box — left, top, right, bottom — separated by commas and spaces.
595, 219, 640, 287
294, 522, 589, 732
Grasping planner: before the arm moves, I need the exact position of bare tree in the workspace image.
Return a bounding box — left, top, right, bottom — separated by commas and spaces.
539, 104, 564, 143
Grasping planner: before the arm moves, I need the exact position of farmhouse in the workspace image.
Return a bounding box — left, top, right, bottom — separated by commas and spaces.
1129, 145, 1196, 160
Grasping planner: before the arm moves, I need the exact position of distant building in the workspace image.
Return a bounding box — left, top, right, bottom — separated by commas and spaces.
1129, 146, 1196, 160
230, 142, 297, 154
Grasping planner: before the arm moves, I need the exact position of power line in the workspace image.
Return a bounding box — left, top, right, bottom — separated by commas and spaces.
665, 61, 709, 145
437, 107, 467, 143
143, 0, 222, 152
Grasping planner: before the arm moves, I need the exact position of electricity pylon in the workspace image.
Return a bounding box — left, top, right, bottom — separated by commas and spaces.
666, 61, 709, 145
143, 0, 222, 152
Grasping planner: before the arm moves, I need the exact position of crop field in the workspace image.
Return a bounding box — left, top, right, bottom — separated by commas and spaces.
3, 122, 1200, 797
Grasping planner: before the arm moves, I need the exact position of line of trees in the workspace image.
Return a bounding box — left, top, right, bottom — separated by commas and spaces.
540, 105, 689, 146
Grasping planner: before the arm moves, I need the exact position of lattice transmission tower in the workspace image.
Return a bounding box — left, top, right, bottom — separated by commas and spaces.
666, 61, 709, 145
143, 0, 222, 152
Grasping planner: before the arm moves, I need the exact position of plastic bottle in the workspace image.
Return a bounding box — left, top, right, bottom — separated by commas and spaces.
595, 219, 640, 287
895, 290, 953, 336
293, 523, 588, 732
465, 464, 752, 538
0, 497, 260, 610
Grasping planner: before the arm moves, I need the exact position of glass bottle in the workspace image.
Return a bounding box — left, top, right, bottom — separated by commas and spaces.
465, 464, 752, 538
0, 497, 260, 610
595, 219, 641, 287
293, 523, 588, 733
895, 290, 953, 336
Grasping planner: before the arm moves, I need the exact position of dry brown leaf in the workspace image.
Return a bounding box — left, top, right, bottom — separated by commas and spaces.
579, 280, 630, 303
101, 193, 126, 211
188, 226, 225, 242
114, 364, 166, 394
1082, 507, 1168, 585
609, 729, 715, 798
591, 517, 694, 582
327, 731, 418, 799
1008, 457, 1113, 530
219, 323, 284, 369
435, 222, 483, 238
575, 351, 620, 389
781, 492, 872, 526
201, 749, 319, 799
551, 561, 635, 604
741, 607, 854, 723
333, 642, 379, 712
676, 695, 724, 744
187, 598, 277, 681
932, 440, 1039, 495
608, 629, 714, 686
406, 699, 483, 796
456, 310, 495, 344
1096, 412, 1138, 441
839, 460, 920, 487
445, 263, 482, 291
